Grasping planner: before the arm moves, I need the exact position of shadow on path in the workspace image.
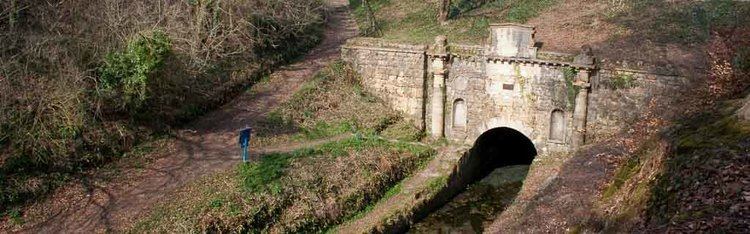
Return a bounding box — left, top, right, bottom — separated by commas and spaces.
10, 0, 358, 233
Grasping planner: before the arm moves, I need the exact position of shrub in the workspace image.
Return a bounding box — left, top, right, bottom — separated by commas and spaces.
0, 0, 324, 214
0, 76, 87, 168
610, 73, 637, 90
99, 31, 172, 112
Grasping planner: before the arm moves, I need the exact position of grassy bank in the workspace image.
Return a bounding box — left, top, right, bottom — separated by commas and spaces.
0, 0, 325, 211
348, 0, 559, 43
597, 102, 750, 232
131, 136, 433, 232
130, 62, 432, 232
250, 61, 423, 148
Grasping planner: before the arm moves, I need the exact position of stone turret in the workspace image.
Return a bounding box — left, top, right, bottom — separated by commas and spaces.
487, 23, 538, 58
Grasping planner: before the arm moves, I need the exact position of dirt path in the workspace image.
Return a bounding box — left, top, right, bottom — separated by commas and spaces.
5, 1, 357, 233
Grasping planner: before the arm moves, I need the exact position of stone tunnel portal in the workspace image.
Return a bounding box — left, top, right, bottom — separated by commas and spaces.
470, 127, 537, 181
408, 127, 538, 231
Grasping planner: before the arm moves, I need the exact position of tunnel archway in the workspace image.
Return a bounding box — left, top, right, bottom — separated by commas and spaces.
470, 127, 537, 180
405, 127, 539, 232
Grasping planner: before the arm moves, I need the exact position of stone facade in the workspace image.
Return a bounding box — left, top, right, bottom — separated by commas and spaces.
341, 23, 687, 152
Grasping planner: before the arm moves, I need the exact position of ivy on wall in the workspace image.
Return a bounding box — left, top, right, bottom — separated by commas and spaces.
609, 72, 637, 90
514, 64, 527, 91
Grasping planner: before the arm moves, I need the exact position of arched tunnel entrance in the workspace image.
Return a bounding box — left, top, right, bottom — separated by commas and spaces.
470, 127, 537, 181
410, 127, 538, 232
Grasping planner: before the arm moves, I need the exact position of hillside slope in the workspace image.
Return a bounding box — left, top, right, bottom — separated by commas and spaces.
351, 0, 750, 232
352, 0, 750, 74
1, 0, 324, 214
599, 98, 749, 232
129, 61, 430, 233
0, 0, 353, 232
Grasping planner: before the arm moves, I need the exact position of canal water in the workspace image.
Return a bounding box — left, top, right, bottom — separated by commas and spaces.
409, 165, 530, 233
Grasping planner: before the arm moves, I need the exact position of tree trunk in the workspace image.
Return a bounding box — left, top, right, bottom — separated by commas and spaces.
9, 0, 17, 30
439, 0, 451, 23
363, 0, 378, 35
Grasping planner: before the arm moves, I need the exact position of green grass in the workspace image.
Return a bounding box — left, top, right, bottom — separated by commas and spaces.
504, 0, 557, 23
130, 60, 431, 233
299, 121, 355, 140
2, 209, 24, 226
380, 120, 424, 142
327, 171, 413, 233
131, 136, 435, 233
238, 151, 299, 193
259, 61, 422, 144
240, 136, 420, 193
350, 0, 561, 44
608, 0, 750, 44
344, 180, 404, 223
424, 175, 449, 194
600, 139, 659, 201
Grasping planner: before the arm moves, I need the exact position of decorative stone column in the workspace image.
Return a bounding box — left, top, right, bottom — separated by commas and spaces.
430, 36, 449, 139
572, 69, 591, 147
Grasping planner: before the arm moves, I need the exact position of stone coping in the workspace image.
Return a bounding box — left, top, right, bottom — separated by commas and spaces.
342, 45, 427, 54
600, 67, 683, 77
343, 37, 689, 75
598, 59, 681, 76
343, 37, 427, 52
537, 51, 576, 63
485, 55, 596, 70
489, 22, 535, 29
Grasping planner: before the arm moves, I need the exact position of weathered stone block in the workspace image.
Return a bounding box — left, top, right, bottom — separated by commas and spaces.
487, 23, 537, 58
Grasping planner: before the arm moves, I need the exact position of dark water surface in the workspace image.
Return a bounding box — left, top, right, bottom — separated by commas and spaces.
409, 165, 530, 233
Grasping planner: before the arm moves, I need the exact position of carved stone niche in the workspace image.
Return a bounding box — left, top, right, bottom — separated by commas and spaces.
487, 23, 538, 59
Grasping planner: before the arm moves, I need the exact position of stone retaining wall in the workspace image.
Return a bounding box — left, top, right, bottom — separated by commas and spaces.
341, 38, 428, 128
587, 69, 689, 140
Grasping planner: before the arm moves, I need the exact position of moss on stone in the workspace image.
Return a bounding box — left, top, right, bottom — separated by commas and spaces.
563, 67, 580, 111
